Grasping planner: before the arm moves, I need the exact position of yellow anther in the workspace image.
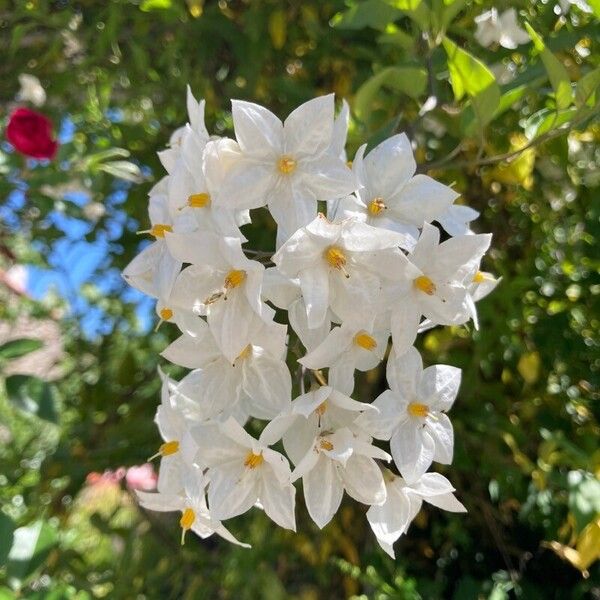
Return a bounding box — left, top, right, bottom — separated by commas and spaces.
408, 402, 429, 418
319, 439, 334, 451
148, 440, 179, 461
315, 402, 327, 416
244, 451, 264, 469
236, 344, 252, 361
277, 155, 297, 175
180, 508, 196, 545
159, 308, 173, 321
472, 271, 485, 284
413, 275, 436, 295
367, 197, 387, 216
324, 246, 348, 273
346, 160, 353, 168
188, 192, 211, 208
354, 331, 377, 351
149, 223, 173, 238
224, 269, 246, 289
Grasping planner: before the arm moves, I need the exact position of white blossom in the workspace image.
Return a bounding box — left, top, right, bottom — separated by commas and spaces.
474, 8, 530, 50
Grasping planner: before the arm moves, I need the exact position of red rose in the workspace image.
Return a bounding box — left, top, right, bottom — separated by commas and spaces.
6, 107, 58, 160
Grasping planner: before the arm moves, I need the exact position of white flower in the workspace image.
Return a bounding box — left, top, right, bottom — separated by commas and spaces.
217, 95, 357, 242
334, 134, 458, 250
161, 314, 291, 420
474, 8, 530, 50
273, 214, 410, 329
388, 223, 491, 354
165, 231, 273, 362
367, 469, 466, 558
436, 204, 479, 237
299, 318, 388, 395
275, 385, 377, 465
291, 427, 390, 528
358, 346, 460, 482
122, 180, 181, 303
17, 74, 46, 107
262, 267, 332, 352
190, 418, 296, 530
136, 465, 251, 548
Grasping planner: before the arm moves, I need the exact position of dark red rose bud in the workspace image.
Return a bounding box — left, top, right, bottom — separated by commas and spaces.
6, 107, 58, 160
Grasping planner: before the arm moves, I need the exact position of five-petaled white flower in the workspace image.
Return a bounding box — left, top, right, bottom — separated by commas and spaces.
474, 8, 530, 50
358, 346, 460, 482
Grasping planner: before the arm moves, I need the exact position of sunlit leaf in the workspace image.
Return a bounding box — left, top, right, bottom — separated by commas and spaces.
332, 0, 402, 30
5, 375, 58, 423
517, 351, 541, 384
0, 338, 43, 361
575, 67, 600, 108
7, 521, 58, 583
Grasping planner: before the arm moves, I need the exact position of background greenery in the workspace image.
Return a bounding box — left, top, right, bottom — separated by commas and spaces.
0, 0, 599, 598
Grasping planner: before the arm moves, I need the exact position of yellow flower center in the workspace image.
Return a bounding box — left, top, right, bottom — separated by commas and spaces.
277, 155, 297, 175
367, 197, 386, 216
180, 508, 196, 545
159, 308, 173, 321
315, 401, 327, 416
150, 224, 173, 238
188, 193, 211, 208
353, 331, 377, 350
472, 271, 485, 284
236, 344, 252, 361
408, 402, 429, 418
319, 439, 334, 451
413, 275, 436, 295
324, 246, 347, 270
160, 441, 180, 456
244, 451, 264, 469
224, 269, 246, 289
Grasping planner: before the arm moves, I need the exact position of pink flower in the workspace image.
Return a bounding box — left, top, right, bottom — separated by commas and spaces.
6, 107, 58, 160
125, 464, 157, 491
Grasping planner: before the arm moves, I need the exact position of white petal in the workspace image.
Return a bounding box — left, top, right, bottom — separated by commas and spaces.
231, 100, 283, 156
301, 155, 357, 201
419, 365, 461, 411
356, 390, 402, 440
303, 455, 344, 529
386, 345, 422, 398
299, 265, 330, 329
390, 303, 421, 357
284, 94, 334, 158
340, 455, 386, 505
260, 472, 296, 531
390, 422, 435, 483
426, 413, 454, 465
208, 461, 259, 520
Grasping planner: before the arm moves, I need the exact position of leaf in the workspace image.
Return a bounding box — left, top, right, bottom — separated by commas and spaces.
354, 66, 427, 119
140, 0, 172, 11
0, 514, 16, 567
268, 9, 287, 49
5, 375, 58, 423
7, 521, 58, 583
525, 23, 572, 110
517, 351, 541, 384
575, 67, 600, 108
575, 518, 600, 572
443, 37, 500, 132
385, 0, 430, 30
568, 471, 600, 534
524, 107, 577, 140
332, 0, 402, 30
0, 338, 43, 361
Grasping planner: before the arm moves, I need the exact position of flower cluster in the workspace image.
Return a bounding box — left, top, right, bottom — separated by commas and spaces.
123, 88, 498, 557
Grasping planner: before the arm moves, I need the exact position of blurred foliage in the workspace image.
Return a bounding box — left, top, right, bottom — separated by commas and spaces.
1, 0, 599, 598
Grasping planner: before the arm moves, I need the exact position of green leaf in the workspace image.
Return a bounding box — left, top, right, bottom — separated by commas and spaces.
0, 338, 43, 361
575, 67, 600, 108
5, 375, 58, 423
0, 514, 16, 567
6, 520, 58, 583
354, 66, 427, 120
140, 0, 172, 11
442, 37, 500, 131
332, 0, 402, 30
384, 0, 431, 30
525, 23, 573, 110
524, 107, 577, 139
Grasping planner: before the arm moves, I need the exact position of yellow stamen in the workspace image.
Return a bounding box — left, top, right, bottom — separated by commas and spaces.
324, 246, 349, 277
408, 402, 429, 418
224, 269, 246, 289
315, 402, 327, 416
472, 271, 485, 284
353, 331, 377, 351
367, 197, 387, 216
236, 344, 252, 361
180, 508, 195, 545
188, 193, 211, 208
149, 224, 173, 238
319, 439, 334, 451
346, 160, 353, 168
413, 275, 436, 295
277, 155, 297, 175
159, 308, 173, 321
244, 451, 264, 469
148, 440, 179, 461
